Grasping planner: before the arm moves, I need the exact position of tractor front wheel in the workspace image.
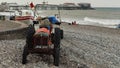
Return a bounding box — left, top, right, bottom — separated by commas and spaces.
22, 45, 29, 64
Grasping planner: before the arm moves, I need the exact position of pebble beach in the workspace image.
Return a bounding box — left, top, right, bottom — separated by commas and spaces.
0, 21, 120, 68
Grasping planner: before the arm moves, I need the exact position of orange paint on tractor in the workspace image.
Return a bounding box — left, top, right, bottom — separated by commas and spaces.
36, 28, 50, 34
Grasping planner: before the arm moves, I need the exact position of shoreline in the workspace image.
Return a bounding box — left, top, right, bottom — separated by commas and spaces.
0, 20, 119, 32
62, 22, 120, 35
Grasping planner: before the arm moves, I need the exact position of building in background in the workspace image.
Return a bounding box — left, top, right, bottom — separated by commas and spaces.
8, 3, 31, 10
78, 3, 94, 9
58, 3, 80, 10
58, 3, 94, 10
0, 2, 94, 11
0, 2, 9, 11
36, 4, 58, 10
36, 1, 58, 10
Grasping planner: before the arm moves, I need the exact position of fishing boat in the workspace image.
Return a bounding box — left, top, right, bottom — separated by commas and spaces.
0, 9, 35, 21
15, 10, 34, 21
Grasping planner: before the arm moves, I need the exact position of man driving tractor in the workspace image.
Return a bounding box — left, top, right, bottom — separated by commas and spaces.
35, 16, 60, 35
34, 16, 61, 45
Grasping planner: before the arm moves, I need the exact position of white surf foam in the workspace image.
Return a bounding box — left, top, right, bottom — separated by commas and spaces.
84, 17, 120, 26
61, 17, 120, 28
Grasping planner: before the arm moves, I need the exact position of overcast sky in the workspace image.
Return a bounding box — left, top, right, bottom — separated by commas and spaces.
0, 0, 120, 7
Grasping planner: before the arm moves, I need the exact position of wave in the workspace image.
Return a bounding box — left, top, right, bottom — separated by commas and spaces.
84, 17, 120, 26
61, 17, 120, 28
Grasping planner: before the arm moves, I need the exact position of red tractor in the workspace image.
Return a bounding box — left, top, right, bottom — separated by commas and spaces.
22, 20, 63, 66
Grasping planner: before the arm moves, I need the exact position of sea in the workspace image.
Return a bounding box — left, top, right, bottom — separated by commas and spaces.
37, 8, 120, 28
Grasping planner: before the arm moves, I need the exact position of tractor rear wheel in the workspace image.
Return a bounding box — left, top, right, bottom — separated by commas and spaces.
26, 24, 35, 48
53, 28, 61, 66
60, 29, 63, 39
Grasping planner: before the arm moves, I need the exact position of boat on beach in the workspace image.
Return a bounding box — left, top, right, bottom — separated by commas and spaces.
0, 10, 35, 21
15, 10, 34, 21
